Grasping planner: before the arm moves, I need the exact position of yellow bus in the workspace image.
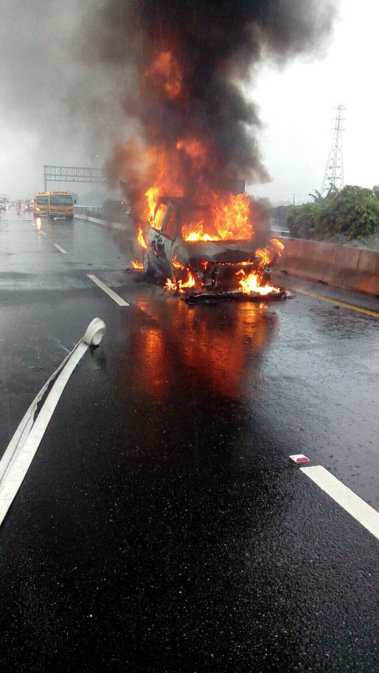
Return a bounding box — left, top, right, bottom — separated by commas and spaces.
48, 191, 75, 220
33, 192, 50, 217
33, 191, 75, 220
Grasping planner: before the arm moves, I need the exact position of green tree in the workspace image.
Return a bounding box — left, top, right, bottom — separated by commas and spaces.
308, 186, 338, 205
319, 186, 379, 239
287, 202, 322, 238
287, 185, 379, 240
272, 205, 290, 229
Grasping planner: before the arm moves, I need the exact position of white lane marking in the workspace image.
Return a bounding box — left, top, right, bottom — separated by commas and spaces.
87, 273, 129, 307
0, 342, 88, 526
53, 243, 67, 254
40, 231, 47, 236
300, 465, 379, 540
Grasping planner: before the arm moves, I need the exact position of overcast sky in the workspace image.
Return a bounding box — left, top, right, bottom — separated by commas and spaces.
0, 0, 377, 203
249, 0, 379, 203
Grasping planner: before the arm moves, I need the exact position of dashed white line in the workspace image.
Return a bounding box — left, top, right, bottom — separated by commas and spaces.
53, 243, 67, 254
300, 465, 379, 540
87, 273, 129, 307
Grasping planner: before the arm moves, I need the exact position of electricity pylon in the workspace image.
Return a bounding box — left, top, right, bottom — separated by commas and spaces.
321, 105, 345, 195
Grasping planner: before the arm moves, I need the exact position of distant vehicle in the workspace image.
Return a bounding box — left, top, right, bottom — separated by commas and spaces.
0, 196, 10, 212
33, 192, 50, 217
48, 191, 75, 220
33, 191, 75, 220
103, 198, 130, 220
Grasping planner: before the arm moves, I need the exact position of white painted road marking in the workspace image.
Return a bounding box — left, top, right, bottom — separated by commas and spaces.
87, 273, 129, 307
301, 465, 379, 540
53, 243, 67, 254
0, 341, 88, 526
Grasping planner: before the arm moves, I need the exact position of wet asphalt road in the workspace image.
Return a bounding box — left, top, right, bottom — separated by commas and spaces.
0, 211, 378, 672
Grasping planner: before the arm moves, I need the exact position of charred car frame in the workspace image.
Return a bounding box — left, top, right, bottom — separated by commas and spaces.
142, 196, 274, 291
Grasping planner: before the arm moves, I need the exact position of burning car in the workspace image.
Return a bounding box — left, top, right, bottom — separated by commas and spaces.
137, 194, 284, 299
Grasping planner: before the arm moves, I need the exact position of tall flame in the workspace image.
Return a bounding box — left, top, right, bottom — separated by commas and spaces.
129, 49, 286, 294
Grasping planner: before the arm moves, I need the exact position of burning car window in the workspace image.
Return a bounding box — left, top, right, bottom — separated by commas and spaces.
151, 202, 168, 231
180, 206, 217, 241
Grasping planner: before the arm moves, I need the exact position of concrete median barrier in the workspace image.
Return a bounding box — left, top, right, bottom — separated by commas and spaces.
278, 238, 379, 295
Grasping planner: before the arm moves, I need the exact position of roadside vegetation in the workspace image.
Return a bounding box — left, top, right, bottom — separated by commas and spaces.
286, 185, 379, 247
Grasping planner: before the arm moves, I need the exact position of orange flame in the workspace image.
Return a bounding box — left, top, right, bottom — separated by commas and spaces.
145, 187, 160, 220
164, 275, 197, 293
172, 256, 186, 270
168, 272, 197, 293
235, 237, 284, 294
254, 238, 285, 269
237, 270, 280, 296
255, 247, 272, 267
271, 237, 285, 252
137, 223, 147, 249
181, 272, 197, 289
180, 192, 254, 241
142, 190, 254, 243
130, 51, 286, 290
211, 192, 253, 240
185, 226, 219, 242
131, 260, 144, 270
164, 258, 198, 293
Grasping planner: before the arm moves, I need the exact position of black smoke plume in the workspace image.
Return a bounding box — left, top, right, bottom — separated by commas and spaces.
0, 1, 337, 201
80, 0, 338, 211
0, 1, 337, 200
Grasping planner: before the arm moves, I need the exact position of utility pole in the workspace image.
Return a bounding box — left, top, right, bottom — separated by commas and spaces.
321, 104, 345, 195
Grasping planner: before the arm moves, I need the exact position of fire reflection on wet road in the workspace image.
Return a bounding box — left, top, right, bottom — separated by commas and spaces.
132, 298, 277, 401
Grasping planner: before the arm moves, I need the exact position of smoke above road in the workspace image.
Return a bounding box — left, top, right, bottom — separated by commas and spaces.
0, 1, 338, 197
77, 0, 338, 205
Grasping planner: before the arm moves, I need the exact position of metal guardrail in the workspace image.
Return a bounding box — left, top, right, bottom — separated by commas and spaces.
75, 205, 131, 217
271, 228, 291, 238
75, 205, 103, 216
